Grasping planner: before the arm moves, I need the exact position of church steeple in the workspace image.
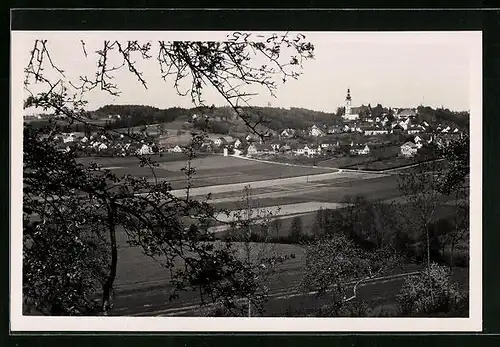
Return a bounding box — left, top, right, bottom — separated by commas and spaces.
345, 88, 352, 116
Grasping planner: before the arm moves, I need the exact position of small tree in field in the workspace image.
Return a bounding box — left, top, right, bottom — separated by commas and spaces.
397, 263, 465, 316
270, 218, 283, 239
213, 185, 291, 317
289, 216, 303, 243
299, 233, 400, 316
398, 162, 443, 267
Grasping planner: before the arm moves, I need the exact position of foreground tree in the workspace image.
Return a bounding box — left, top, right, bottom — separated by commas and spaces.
22, 33, 315, 315
210, 185, 292, 317
299, 233, 400, 316
397, 263, 467, 316
397, 162, 443, 266
289, 216, 303, 243
436, 135, 470, 267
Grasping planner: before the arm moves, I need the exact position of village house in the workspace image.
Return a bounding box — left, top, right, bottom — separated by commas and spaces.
407, 126, 422, 135
263, 130, 277, 138
246, 134, 258, 142
166, 145, 183, 153
364, 127, 389, 136
246, 143, 258, 156
400, 141, 419, 157
246, 143, 273, 156
270, 141, 283, 152
98, 143, 108, 151
396, 109, 417, 120
62, 133, 76, 143
294, 144, 320, 156
413, 135, 424, 149
400, 118, 412, 130
136, 144, 153, 155
441, 126, 451, 133
308, 145, 321, 156
391, 124, 405, 133
213, 137, 227, 147
350, 144, 370, 156
200, 142, 213, 152
280, 128, 296, 138
293, 144, 307, 156
233, 138, 243, 149
327, 125, 342, 134
355, 125, 364, 134
279, 144, 293, 154
309, 125, 325, 137
318, 138, 336, 149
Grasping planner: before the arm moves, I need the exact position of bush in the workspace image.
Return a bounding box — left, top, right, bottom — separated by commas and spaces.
397, 263, 465, 316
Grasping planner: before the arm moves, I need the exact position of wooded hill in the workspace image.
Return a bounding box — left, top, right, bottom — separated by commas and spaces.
26, 104, 469, 135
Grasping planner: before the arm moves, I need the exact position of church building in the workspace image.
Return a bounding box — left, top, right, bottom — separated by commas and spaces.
343, 88, 359, 121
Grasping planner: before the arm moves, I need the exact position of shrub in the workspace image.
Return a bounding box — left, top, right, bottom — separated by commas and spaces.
397, 263, 465, 316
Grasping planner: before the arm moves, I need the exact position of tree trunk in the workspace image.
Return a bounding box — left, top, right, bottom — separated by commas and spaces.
450, 241, 455, 269
425, 225, 434, 306
102, 200, 118, 315
426, 227, 431, 267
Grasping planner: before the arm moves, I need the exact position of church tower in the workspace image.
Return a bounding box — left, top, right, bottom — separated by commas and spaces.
345, 88, 352, 116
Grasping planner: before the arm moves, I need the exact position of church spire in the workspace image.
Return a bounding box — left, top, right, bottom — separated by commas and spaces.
346, 88, 351, 101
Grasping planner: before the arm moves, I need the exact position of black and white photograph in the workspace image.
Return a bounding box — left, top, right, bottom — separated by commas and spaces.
11, 29, 482, 332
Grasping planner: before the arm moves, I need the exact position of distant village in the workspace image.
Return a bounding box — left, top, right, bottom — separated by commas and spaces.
36, 88, 467, 161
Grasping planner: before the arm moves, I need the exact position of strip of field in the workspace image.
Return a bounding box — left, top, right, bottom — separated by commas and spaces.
213, 202, 343, 223
115, 239, 306, 284
79, 154, 337, 190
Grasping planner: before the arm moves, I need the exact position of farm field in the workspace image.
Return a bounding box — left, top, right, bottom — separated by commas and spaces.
348, 156, 432, 171
76, 153, 204, 167
207, 174, 401, 211
78, 154, 336, 190
317, 156, 373, 169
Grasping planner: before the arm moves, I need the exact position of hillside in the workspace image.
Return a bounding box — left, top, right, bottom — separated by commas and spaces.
415, 106, 469, 130
25, 104, 469, 136
91, 104, 469, 132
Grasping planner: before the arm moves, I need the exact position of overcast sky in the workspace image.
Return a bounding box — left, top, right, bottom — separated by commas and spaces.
13, 31, 481, 113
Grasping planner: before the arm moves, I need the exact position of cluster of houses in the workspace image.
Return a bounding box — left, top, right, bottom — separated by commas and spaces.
53, 132, 159, 157
160, 111, 464, 160
45, 89, 465, 162
281, 114, 462, 140
245, 140, 371, 157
